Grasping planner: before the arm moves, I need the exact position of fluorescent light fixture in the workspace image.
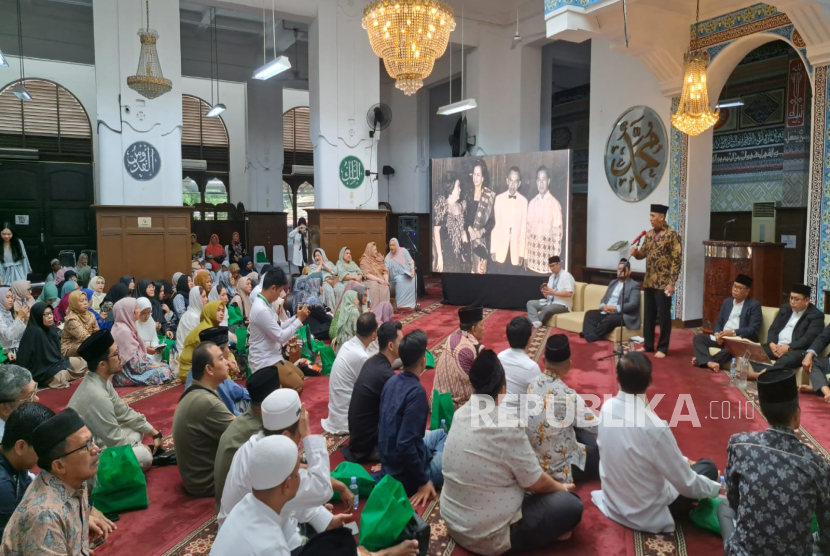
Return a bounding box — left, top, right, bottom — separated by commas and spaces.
437, 98, 478, 116
0, 50, 7, 67
716, 98, 744, 109
253, 56, 291, 80
12, 83, 31, 101
206, 103, 226, 117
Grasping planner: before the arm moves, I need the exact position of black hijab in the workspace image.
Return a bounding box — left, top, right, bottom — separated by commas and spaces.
103, 283, 130, 305
137, 279, 165, 323
157, 280, 175, 312
120, 276, 136, 298
175, 274, 191, 305
16, 302, 68, 385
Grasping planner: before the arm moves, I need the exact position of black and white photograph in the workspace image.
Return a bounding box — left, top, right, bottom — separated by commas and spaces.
430, 151, 571, 276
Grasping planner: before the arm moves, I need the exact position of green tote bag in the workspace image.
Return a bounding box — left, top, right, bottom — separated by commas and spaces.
330, 461, 376, 502
429, 389, 455, 431
91, 444, 148, 514
359, 475, 415, 551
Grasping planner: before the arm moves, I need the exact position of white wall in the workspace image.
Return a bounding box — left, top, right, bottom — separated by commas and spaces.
0, 57, 99, 194
586, 37, 672, 273
181, 77, 248, 206
283, 88, 309, 111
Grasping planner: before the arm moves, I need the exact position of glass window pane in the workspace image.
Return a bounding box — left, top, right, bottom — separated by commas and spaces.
296, 182, 314, 223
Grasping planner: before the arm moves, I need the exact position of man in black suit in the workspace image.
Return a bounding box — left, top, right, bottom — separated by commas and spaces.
691, 274, 761, 372
800, 323, 830, 404
758, 284, 825, 378
581, 259, 641, 343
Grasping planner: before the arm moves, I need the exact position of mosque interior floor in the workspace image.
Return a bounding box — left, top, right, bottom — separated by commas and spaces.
37, 281, 830, 556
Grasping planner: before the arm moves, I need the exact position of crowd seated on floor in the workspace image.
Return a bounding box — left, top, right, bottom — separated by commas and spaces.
0, 219, 828, 556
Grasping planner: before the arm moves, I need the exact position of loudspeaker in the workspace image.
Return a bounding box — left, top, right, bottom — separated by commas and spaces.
382, 165, 395, 176
397, 215, 419, 253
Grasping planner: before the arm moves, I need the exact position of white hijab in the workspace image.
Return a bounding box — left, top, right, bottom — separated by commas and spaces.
135, 297, 160, 347
87, 277, 106, 312
176, 286, 204, 352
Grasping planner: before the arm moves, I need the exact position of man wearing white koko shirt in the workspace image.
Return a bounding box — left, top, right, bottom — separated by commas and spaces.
526, 255, 574, 329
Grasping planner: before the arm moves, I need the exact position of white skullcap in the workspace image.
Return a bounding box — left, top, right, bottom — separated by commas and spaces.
261, 389, 302, 431
250, 435, 298, 490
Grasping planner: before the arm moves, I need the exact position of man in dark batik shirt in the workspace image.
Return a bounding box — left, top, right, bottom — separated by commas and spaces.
718, 369, 830, 555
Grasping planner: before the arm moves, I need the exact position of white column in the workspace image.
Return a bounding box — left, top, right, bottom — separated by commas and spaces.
465, 28, 542, 156
309, 0, 380, 210
93, 0, 183, 206
247, 80, 284, 211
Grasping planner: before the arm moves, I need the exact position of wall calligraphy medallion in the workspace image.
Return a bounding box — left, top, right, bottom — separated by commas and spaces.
339, 155, 365, 189
124, 141, 161, 181
604, 106, 668, 202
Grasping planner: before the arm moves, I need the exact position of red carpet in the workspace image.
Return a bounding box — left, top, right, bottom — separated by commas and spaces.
33, 282, 828, 556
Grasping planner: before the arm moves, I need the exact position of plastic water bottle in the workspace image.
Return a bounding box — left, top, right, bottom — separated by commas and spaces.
729, 358, 738, 386
349, 477, 359, 510
440, 419, 448, 433
718, 475, 727, 500
737, 357, 748, 391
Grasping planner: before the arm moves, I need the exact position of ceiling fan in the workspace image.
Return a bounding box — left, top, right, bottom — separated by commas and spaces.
511, 8, 522, 49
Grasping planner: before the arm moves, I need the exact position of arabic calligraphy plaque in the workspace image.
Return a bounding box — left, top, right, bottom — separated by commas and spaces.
603, 106, 667, 203
339, 156, 365, 189
124, 141, 162, 181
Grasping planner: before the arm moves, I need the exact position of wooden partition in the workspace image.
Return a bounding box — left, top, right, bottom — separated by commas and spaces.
306, 209, 389, 261
94, 206, 192, 286
245, 212, 288, 264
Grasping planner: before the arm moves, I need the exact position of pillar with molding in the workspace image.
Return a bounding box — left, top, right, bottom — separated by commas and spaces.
308, 0, 380, 210
93, 0, 183, 206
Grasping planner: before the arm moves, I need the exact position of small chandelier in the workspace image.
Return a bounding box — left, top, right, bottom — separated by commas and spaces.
362, 0, 456, 96
671, 0, 718, 136
127, 0, 172, 100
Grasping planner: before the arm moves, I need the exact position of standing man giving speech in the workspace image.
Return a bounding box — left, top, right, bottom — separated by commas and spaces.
630, 204, 682, 358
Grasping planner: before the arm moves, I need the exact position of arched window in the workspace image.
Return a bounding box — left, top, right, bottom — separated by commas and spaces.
283, 182, 295, 226
284, 106, 313, 170
181, 94, 230, 204
0, 78, 92, 160
296, 182, 314, 222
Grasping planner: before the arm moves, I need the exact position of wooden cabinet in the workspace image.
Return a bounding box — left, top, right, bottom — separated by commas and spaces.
94, 206, 192, 285
306, 209, 389, 260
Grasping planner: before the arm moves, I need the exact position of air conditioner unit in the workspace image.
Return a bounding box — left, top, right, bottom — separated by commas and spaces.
0, 148, 39, 160
182, 158, 207, 171
751, 202, 776, 242
291, 164, 314, 176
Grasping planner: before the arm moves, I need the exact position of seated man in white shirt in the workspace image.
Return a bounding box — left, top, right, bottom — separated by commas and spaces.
592, 352, 720, 534
580, 259, 641, 343
526, 256, 574, 329
211, 435, 301, 556
441, 350, 582, 556
497, 317, 541, 416
219, 389, 354, 543
248, 269, 310, 394
322, 313, 378, 435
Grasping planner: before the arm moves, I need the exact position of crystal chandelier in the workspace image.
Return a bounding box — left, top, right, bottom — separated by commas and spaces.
127, 0, 172, 100
362, 0, 456, 96
671, 0, 718, 136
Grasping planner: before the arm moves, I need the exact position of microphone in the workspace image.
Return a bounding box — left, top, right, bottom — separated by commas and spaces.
632, 230, 647, 246
722, 218, 737, 241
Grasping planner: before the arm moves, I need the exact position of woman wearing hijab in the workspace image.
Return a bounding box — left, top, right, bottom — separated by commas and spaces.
205, 234, 226, 271
79, 288, 110, 330
209, 284, 232, 327
330, 287, 367, 351
230, 275, 254, 322
87, 276, 106, 312
289, 217, 309, 270
36, 282, 60, 308
229, 231, 246, 266
217, 265, 236, 299
175, 286, 206, 356
386, 238, 417, 311
120, 276, 137, 298
360, 241, 391, 306
308, 248, 343, 310
60, 290, 99, 357
99, 283, 130, 325
17, 302, 85, 388
179, 301, 227, 379
45, 259, 61, 284
173, 274, 193, 319
136, 297, 164, 363
336, 247, 364, 286
110, 298, 174, 387
53, 268, 73, 291
154, 280, 177, 331
190, 233, 202, 260
54, 280, 79, 324
239, 256, 254, 277
194, 270, 213, 296
75, 253, 94, 285
0, 286, 27, 358
10, 281, 34, 315
136, 279, 170, 335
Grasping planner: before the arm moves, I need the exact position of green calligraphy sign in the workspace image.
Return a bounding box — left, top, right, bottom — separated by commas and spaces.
339, 156, 365, 189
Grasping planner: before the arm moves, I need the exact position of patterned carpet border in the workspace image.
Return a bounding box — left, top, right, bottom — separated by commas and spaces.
395, 300, 445, 327
121, 379, 184, 406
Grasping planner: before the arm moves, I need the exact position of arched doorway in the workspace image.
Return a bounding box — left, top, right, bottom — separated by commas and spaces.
710, 40, 811, 300
0, 78, 94, 280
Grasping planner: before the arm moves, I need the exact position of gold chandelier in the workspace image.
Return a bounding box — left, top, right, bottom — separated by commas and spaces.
127, 0, 172, 100
362, 0, 456, 96
671, 0, 718, 136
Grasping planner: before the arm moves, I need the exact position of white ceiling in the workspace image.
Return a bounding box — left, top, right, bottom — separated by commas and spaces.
446, 0, 543, 27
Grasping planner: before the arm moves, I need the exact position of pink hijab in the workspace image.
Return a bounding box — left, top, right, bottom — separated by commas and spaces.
387, 238, 409, 267
111, 298, 144, 366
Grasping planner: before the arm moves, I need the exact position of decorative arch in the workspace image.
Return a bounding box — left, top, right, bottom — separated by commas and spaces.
181, 94, 230, 205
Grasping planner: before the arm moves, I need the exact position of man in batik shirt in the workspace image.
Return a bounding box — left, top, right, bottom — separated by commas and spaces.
526, 335, 598, 484
630, 203, 682, 358
718, 369, 830, 555
525, 165, 564, 274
